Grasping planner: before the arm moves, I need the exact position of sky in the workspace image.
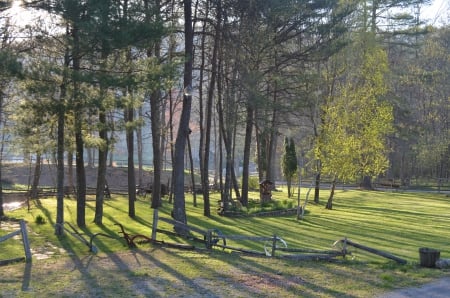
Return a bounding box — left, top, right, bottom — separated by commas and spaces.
421, 0, 449, 25
4, 0, 449, 27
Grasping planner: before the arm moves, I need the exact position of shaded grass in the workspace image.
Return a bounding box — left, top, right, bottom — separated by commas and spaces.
1, 189, 450, 297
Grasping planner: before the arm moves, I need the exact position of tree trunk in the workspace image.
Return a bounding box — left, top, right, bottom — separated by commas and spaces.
150, 91, 163, 209
67, 152, 74, 191
267, 76, 279, 184
201, 0, 221, 216
75, 115, 86, 227
326, 177, 336, 210
0, 82, 5, 218
94, 109, 108, 224
187, 132, 196, 207
217, 97, 232, 208
241, 106, 254, 207
172, 0, 193, 227
137, 106, 143, 186
30, 153, 42, 200
198, 0, 208, 216
55, 43, 69, 235
55, 92, 65, 235
267, 127, 278, 184
314, 171, 321, 204
0, 166, 3, 218
231, 164, 241, 200
255, 125, 265, 182
72, 23, 86, 228
361, 176, 373, 190
146, 0, 163, 210
168, 90, 175, 205
125, 104, 136, 216
287, 177, 292, 198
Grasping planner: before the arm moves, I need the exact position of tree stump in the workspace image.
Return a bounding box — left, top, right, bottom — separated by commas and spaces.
259, 180, 274, 203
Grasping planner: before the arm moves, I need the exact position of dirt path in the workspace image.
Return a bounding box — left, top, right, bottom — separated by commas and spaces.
2, 163, 161, 190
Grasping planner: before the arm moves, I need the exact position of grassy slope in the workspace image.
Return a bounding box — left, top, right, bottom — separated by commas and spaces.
1, 188, 450, 297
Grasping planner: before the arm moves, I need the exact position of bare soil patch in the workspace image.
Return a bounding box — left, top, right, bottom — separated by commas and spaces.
2, 163, 171, 192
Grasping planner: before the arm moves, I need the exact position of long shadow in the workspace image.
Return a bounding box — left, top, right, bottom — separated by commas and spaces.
53, 235, 103, 295
104, 250, 162, 296
21, 262, 32, 291
169, 244, 361, 297
132, 248, 221, 297
234, 256, 360, 297
142, 209, 368, 296
33, 199, 55, 226
54, 225, 159, 296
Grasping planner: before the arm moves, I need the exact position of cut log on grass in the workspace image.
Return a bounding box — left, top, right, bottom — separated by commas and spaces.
334, 238, 407, 264
281, 252, 344, 261
151, 239, 196, 250
213, 243, 267, 256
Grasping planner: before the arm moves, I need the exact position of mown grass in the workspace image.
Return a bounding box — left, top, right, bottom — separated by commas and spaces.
1, 188, 450, 297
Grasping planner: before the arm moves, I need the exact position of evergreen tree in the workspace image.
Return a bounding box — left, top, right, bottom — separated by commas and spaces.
281, 137, 298, 198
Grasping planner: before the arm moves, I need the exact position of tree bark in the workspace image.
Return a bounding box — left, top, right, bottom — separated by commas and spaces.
149, 89, 163, 209
73, 24, 86, 228
146, 0, 163, 210
137, 106, 143, 186
326, 177, 336, 210
30, 153, 42, 200
125, 104, 136, 216
187, 132, 196, 206
361, 176, 373, 190
172, 0, 193, 227
202, 0, 221, 216
0, 97, 3, 218
55, 41, 69, 236
75, 112, 86, 228
314, 171, 321, 204
94, 109, 108, 224
241, 106, 254, 207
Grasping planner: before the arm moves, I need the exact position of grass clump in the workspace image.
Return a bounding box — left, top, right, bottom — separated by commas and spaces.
35, 214, 46, 225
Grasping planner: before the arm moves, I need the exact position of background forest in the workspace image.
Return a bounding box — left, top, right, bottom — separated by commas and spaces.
0, 0, 448, 230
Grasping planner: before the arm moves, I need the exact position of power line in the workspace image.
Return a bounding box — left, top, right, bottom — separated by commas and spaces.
431, 0, 447, 25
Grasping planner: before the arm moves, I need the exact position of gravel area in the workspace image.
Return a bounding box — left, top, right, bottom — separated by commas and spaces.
379, 278, 450, 298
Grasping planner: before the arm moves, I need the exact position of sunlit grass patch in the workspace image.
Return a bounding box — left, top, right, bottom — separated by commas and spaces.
1, 187, 450, 296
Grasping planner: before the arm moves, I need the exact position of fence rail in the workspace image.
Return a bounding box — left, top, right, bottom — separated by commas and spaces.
0, 220, 32, 265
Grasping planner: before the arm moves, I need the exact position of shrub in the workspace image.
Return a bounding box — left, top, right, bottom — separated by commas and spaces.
35, 214, 46, 225
248, 176, 260, 191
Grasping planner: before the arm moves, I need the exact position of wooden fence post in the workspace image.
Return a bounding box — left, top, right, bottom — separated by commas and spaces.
151, 209, 159, 241
271, 235, 277, 257
20, 220, 32, 263
206, 230, 212, 249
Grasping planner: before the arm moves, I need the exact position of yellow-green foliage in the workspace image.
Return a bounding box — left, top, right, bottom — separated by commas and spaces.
319, 45, 394, 181
247, 175, 260, 191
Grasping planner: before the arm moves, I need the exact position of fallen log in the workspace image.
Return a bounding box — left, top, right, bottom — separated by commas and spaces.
281, 252, 344, 261
278, 247, 342, 254
151, 239, 196, 250
335, 238, 407, 264
213, 243, 267, 256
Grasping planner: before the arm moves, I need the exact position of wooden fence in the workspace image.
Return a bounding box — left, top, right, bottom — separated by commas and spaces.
0, 220, 32, 265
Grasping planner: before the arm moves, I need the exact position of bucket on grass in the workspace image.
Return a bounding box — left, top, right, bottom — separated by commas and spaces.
419, 247, 440, 268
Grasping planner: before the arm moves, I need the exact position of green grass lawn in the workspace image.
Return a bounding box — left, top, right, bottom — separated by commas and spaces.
1, 188, 450, 297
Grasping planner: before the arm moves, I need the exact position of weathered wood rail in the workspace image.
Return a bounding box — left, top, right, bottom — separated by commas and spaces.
0, 220, 32, 265
153, 215, 343, 259
333, 238, 407, 264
